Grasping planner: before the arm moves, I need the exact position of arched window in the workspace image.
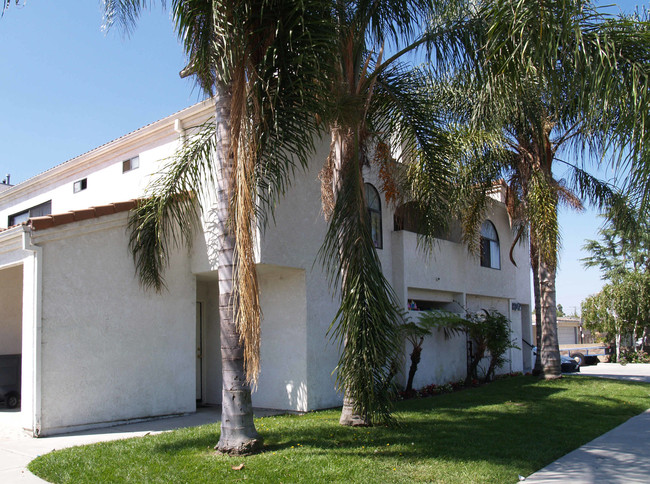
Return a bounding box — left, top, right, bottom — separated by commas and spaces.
365, 183, 382, 249
480, 220, 500, 269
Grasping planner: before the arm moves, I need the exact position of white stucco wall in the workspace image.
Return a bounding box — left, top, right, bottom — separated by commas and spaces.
32, 213, 196, 435
394, 209, 530, 308
390, 202, 531, 385
406, 330, 467, 389
254, 144, 532, 402
255, 139, 344, 410
0, 101, 213, 230
255, 265, 309, 410
0, 139, 178, 230
0, 264, 22, 355
0, 100, 533, 426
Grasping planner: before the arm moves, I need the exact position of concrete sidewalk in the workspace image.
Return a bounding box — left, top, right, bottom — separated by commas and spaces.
525, 363, 650, 483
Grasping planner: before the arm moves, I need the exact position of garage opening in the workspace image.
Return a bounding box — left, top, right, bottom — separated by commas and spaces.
0, 264, 23, 412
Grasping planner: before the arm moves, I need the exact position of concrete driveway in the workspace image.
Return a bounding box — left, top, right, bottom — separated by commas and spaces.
578, 362, 650, 383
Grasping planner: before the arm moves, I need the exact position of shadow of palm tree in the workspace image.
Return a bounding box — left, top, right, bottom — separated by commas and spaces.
150, 375, 648, 474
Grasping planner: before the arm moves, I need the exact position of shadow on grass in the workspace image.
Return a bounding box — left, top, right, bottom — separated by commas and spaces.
31, 375, 649, 484
150, 375, 648, 472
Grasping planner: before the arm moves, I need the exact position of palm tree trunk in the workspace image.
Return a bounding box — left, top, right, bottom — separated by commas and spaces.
405, 340, 423, 392
214, 90, 262, 455
329, 127, 371, 427
538, 256, 561, 378
339, 393, 370, 426
531, 240, 543, 376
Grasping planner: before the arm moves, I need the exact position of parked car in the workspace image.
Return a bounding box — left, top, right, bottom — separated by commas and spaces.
0, 355, 21, 409
0, 387, 19, 409
561, 354, 580, 373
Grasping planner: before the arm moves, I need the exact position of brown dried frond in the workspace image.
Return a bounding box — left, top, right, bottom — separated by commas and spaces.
373, 141, 400, 205
230, 78, 262, 387
555, 181, 583, 212
319, 136, 337, 221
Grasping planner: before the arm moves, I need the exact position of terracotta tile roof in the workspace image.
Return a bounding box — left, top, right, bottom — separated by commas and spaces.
0, 225, 19, 234
28, 200, 139, 231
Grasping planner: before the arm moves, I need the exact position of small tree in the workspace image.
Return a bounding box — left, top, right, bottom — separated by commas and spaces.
582, 288, 621, 359
464, 310, 519, 383
398, 316, 466, 393
418, 310, 517, 384
399, 322, 431, 393
582, 207, 650, 352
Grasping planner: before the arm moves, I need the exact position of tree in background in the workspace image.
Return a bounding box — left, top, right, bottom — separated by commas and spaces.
583, 207, 650, 351
581, 274, 650, 360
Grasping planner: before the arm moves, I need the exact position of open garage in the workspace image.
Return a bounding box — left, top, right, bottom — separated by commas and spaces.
0, 264, 22, 413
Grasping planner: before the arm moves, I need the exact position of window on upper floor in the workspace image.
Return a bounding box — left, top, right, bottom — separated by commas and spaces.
122, 156, 139, 173
8, 200, 52, 226
480, 220, 500, 269
365, 183, 382, 249
73, 178, 87, 193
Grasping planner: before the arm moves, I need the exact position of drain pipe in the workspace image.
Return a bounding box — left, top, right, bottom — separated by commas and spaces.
22, 227, 42, 437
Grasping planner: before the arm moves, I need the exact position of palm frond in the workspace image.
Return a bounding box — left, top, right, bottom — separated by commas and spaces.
101, 0, 159, 34
526, 170, 559, 269
128, 121, 217, 291
417, 310, 468, 340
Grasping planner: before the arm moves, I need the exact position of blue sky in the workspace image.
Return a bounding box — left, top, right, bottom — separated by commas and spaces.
0, 1, 646, 313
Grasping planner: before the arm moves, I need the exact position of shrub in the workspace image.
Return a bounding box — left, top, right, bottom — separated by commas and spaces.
619, 349, 650, 364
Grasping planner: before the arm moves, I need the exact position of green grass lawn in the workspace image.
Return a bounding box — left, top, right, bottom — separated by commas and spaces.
29, 375, 650, 483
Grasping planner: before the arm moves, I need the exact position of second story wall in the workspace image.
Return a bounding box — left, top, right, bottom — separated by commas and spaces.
0, 101, 213, 230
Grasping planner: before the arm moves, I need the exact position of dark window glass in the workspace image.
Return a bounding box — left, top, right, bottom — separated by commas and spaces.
73, 178, 87, 193
8, 200, 52, 226
122, 156, 139, 173
8, 210, 28, 226
365, 183, 382, 249
480, 220, 500, 269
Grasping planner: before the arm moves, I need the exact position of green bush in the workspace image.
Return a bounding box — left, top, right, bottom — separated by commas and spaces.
619, 349, 650, 364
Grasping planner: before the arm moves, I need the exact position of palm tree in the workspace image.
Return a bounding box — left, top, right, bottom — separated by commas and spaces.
437, 0, 650, 377
102, 0, 332, 454
1, 1, 16, 13
318, 0, 463, 425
